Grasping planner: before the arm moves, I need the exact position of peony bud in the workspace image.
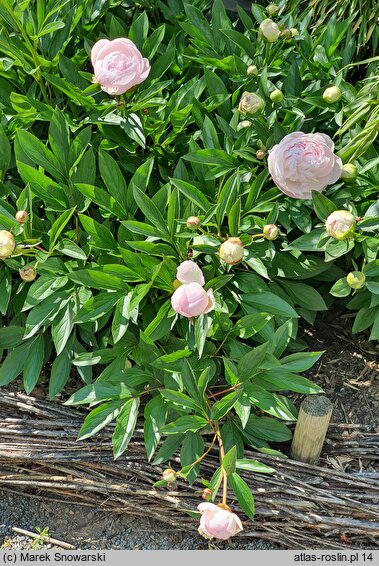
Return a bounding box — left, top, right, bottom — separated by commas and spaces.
237, 120, 251, 131
326, 210, 356, 240
256, 149, 266, 160
346, 271, 366, 290
266, 3, 279, 16
186, 216, 201, 230
15, 210, 28, 224
270, 89, 284, 103
239, 92, 265, 115
290, 28, 299, 37
280, 29, 292, 39
323, 86, 342, 104
219, 237, 244, 265
259, 19, 281, 42
0, 230, 15, 259
198, 502, 243, 540
162, 469, 176, 483
340, 163, 357, 181
263, 224, 279, 240
247, 64, 258, 77
19, 266, 36, 282
202, 488, 213, 501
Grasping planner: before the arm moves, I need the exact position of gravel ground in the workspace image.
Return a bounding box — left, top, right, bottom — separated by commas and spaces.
0, 492, 277, 550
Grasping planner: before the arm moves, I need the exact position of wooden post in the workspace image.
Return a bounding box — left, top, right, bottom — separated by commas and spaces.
290, 395, 333, 465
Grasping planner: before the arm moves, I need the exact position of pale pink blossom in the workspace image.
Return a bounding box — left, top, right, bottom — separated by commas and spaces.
171, 283, 214, 318
176, 260, 205, 286
267, 132, 342, 199
91, 38, 150, 95
197, 502, 243, 540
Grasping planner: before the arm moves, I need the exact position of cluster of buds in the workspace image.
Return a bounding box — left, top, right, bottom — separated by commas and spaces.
219, 237, 244, 265
0, 230, 15, 259
326, 210, 356, 240
346, 271, 366, 290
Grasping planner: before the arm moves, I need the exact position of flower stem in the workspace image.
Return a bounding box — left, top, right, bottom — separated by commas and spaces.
214, 422, 227, 505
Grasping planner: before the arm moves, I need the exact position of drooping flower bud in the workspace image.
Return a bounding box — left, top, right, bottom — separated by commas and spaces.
326, 210, 356, 240
202, 488, 213, 501
247, 64, 258, 77
15, 210, 28, 224
197, 502, 243, 540
322, 86, 342, 104
270, 89, 284, 103
186, 216, 201, 230
237, 120, 251, 131
0, 230, 15, 259
266, 3, 279, 16
19, 266, 37, 282
340, 164, 357, 181
219, 237, 244, 265
239, 92, 265, 115
162, 469, 176, 483
259, 19, 281, 42
263, 224, 279, 240
256, 149, 266, 160
346, 271, 366, 289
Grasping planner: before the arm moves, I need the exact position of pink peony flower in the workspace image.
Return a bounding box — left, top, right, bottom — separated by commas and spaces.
197, 502, 243, 540
91, 38, 150, 95
171, 283, 214, 318
267, 132, 342, 199
176, 260, 205, 286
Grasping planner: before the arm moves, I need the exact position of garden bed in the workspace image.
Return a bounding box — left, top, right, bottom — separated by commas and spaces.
0, 316, 378, 550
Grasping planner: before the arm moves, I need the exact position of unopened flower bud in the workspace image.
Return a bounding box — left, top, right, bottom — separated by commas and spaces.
256, 149, 266, 160
16, 210, 28, 224
323, 86, 342, 104
263, 224, 279, 240
259, 19, 281, 42
270, 89, 284, 103
266, 3, 279, 16
239, 92, 265, 115
202, 488, 213, 501
19, 265, 36, 282
346, 271, 366, 290
280, 29, 292, 39
219, 237, 244, 265
290, 28, 299, 37
186, 216, 201, 230
237, 120, 251, 131
326, 210, 356, 240
162, 469, 176, 483
0, 230, 15, 259
340, 163, 357, 181
247, 64, 258, 77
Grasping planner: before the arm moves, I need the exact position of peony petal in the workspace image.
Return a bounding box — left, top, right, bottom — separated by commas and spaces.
176, 261, 205, 286
91, 39, 110, 66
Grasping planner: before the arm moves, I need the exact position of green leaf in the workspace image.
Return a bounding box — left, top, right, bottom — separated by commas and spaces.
78, 400, 124, 440
51, 302, 74, 355
222, 445, 237, 476
245, 384, 298, 420
238, 343, 270, 381
65, 382, 132, 406
312, 191, 337, 221
22, 334, 43, 394
229, 472, 255, 519
144, 395, 167, 461
0, 341, 31, 386
257, 371, 323, 395
236, 459, 275, 474
232, 313, 272, 339
279, 281, 328, 311
160, 389, 203, 413
0, 124, 11, 181
243, 292, 299, 318
16, 129, 63, 180
245, 414, 292, 442
48, 208, 75, 251
48, 338, 73, 398
183, 149, 238, 168
113, 398, 140, 459
0, 326, 24, 348
161, 415, 208, 435
55, 239, 87, 260
23, 291, 71, 339
325, 239, 355, 262
170, 178, 211, 212
152, 434, 185, 465
133, 186, 169, 236
74, 292, 123, 324
79, 214, 118, 252
330, 277, 351, 297
180, 431, 204, 484
280, 351, 324, 372
99, 150, 127, 211
211, 390, 242, 420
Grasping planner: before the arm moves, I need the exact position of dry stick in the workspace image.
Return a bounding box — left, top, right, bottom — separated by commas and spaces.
11, 527, 76, 550
290, 395, 334, 465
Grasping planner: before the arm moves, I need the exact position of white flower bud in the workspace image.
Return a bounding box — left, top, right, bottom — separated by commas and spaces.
19, 266, 37, 282
0, 230, 15, 259
270, 89, 284, 103
346, 271, 366, 290
219, 237, 244, 265
340, 164, 357, 181
162, 469, 176, 483
186, 216, 201, 230
259, 19, 281, 42
323, 86, 342, 104
263, 224, 279, 240
247, 64, 258, 77
326, 210, 356, 240
15, 210, 28, 224
239, 92, 265, 115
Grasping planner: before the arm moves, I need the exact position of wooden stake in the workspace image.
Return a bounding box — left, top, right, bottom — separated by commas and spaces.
11, 527, 76, 550
290, 395, 334, 465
